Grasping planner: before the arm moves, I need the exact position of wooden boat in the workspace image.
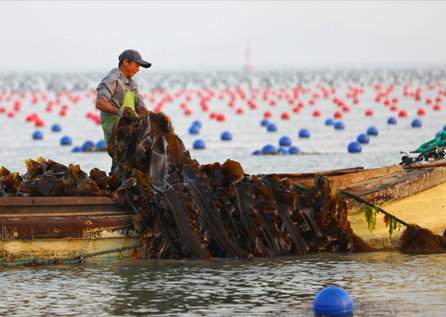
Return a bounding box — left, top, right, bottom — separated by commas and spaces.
2, 160, 446, 261
0, 196, 140, 261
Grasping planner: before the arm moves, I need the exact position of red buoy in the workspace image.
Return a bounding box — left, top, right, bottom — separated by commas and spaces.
270, 100, 277, 106
264, 111, 273, 118
210, 112, 218, 119
399, 110, 408, 117
436, 96, 443, 102
417, 108, 426, 115
309, 99, 316, 105
35, 119, 45, 127
0, 107, 6, 113
434, 104, 442, 111
281, 112, 290, 119
392, 97, 399, 104
293, 106, 300, 113
365, 109, 374, 116
353, 98, 360, 104
342, 106, 350, 112
426, 98, 433, 104
8, 111, 15, 118
334, 111, 343, 118
313, 110, 321, 117
384, 100, 391, 106
236, 107, 244, 114
217, 113, 226, 122
184, 109, 192, 116
298, 102, 305, 108
390, 105, 398, 112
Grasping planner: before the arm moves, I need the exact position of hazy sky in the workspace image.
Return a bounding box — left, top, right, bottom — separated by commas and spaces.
1, 1, 446, 72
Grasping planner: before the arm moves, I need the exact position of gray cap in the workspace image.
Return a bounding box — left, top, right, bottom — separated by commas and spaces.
119, 49, 151, 68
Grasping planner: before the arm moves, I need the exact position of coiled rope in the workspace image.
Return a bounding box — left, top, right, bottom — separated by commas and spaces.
418, 131, 446, 153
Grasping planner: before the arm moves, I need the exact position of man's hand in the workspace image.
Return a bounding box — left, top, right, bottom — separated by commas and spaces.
96, 98, 120, 115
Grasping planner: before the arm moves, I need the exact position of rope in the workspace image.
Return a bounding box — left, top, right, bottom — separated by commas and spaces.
293, 178, 409, 227
418, 131, 446, 153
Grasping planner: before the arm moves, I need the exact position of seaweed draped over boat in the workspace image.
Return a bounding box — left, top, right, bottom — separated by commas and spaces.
0, 108, 371, 259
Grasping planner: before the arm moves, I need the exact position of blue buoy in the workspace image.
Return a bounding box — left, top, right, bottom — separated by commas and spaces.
252, 150, 262, 155
388, 117, 397, 124
412, 119, 422, 127
189, 125, 200, 134
32, 130, 43, 140
51, 123, 61, 132
221, 131, 232, 141
289, 146, 301, 154
277, 147, 289, 155
367, 126, 379, 135
325, 118, 335, 125
313, 286, 354, 317
262, 144, 277, 154
82, 141, 95, 151
267, 123, 277, 132
279, 136, 292, 147
299, 129, 310, 138
72, 146, 82, 152
348, 141, 362, 153
193, 139, 206, 149
357, 133, 369, 144
261, 119, 269, 127
334, 121, 345, 130
436, 131, 441, 137
60, 136, 72, 146
192, 120, 202, 128
443, 125, 446, 131
96, 140, 106, 149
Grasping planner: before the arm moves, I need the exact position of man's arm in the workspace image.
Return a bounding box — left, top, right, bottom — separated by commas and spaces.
96, 98, 120, 115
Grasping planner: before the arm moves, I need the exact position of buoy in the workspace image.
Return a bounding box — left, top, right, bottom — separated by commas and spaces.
325, 118, 335, 125
348, 141, 362, 153
412, 119, 422, 127
293, 106, 300, 113
0, 107, 6, 113
365, 109, 374, 116
60, 136, 72, 146
193, 139, 206, 149
221, 131, 232, 140
309, 99, 316, 105
417, 108, 426, 115
82, 141, 95, 151
390, 105, 398, 111
32, 130, 43, 140
72, 146, 82, 153
267, 123, 278, 132
217, 113, 226, 122
299, 129, 310, 138
189, 125, 200, 134
398, 110, 408, 117
367, 126, 379, 135
96, 140, 106, 149
313, 286, 354, 316
434, 104, 441, 111
313, 110, 321, 117
426, 98, 433, 104
192, 120, 202, 128
252, 150, 262, 155
51, 124, 61, 132
261, 119, 269, 127
8, 111, 15, 118
357, 133, 369, 144
262, 144, 277, 154
384, 99, 391, 106
281, 112, 290, 119
210, 112, 218, 119
436, 96, 443, 102
393, 97, 399, 104
387, 117, 397, 124
184, 109, 192, 116
279, 136, 292, 146
289, 146, 301, 154
60, 110, 67, 116
264, 111, 273, 118
270, 100, 277, 106
277, 147, 289, 155
35, 119, 45, 127
334, 111, 343, 118
236, 107, 244, 114
334, 121, 345, 130
343, 106, 350, 112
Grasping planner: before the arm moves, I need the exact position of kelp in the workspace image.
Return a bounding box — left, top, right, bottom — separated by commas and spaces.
0, 108, 374, 258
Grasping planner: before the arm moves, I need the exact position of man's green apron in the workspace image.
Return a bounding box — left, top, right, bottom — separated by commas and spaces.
101, 90, 136, 144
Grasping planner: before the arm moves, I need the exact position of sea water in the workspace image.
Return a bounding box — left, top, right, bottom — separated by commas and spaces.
1, 70, 446, 316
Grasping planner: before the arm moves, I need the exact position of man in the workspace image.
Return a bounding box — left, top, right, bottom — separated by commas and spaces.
96, 49, 151, 143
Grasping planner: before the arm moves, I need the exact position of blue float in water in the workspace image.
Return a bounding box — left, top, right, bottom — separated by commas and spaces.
412, 119, 422, 127
299, 129, 310, 138
436, 131, 441, 137
367, 126, 379, 135
267, 123, 277, 132
82, 141, 95, 151
32, 130, 43, 140
325, 118, 335, 125
51, 124, 61, 132
388, 117, 397, 124
334, 121, 345, 130
289, 146, 301, 154
277, 147, 289, 155
279, 136, 292, 147
192, 120, 202, 128
348, 141, 362, 153
189, 125, 200, 134
193, 139, 206, 149
443, 125, 446, 131
72, 146, 82, 152
261, 119, 269, 127
60, 136, 72, 146
96, 140, 106, 149
252, 150, 262, 155
313, 286, 354, 317
357, 133, 369, 144
221, 131, 232, 141
262, 144, 277, 154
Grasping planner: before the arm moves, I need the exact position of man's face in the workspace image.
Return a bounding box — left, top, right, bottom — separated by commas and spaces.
122, 60, 141, 78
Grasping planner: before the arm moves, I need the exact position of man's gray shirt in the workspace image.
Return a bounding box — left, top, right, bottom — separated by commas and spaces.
96, 68, 145, 121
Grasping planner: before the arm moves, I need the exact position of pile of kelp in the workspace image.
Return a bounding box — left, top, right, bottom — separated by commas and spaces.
0, 108, 373, 259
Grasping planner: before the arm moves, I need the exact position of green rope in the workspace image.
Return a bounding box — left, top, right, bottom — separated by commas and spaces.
418, 131, 446, 153
293, 179, 409, 227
